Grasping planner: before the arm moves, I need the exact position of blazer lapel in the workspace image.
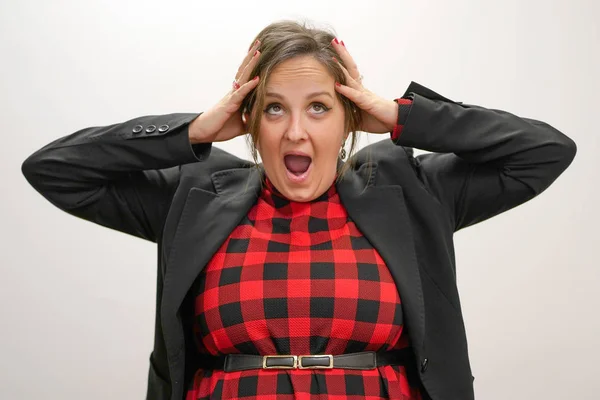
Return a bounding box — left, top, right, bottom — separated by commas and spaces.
336, 165, 425, 355
161, 166, 263, 357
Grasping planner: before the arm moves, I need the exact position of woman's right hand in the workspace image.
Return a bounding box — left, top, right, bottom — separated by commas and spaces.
189, 40, 261, 144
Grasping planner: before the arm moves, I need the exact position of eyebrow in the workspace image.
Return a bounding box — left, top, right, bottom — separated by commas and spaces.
265, 91, 334, 100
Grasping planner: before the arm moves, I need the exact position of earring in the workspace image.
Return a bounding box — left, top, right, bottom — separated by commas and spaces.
241, 106, 248, 125
339, 146, 347, 160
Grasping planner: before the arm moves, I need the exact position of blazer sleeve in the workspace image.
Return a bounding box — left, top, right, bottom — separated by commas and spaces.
21, 113, 211, 242
391, 81, 577, 232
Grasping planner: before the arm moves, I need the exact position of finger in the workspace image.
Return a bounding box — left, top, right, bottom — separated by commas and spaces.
236, 40, 261, 80
237, 50, 261, 85
238, 40, 260, 74
335, 81, 380, 115
331, 38, 361, 80
334, 57, 362, 90
334, 81, 367, 106
230, 76, 260, 105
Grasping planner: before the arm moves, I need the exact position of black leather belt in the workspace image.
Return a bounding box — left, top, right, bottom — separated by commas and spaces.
197, 348, 415, 372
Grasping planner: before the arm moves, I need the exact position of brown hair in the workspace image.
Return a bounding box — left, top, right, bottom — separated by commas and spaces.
240, 20, 364, 185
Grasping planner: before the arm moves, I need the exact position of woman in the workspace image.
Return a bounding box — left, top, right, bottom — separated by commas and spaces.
21, 21, 576, 400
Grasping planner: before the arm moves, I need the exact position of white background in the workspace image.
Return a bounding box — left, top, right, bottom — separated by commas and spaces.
3, 0, 598, 399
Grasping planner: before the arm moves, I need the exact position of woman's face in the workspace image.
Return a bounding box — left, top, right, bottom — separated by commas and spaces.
256, 55, 347, 202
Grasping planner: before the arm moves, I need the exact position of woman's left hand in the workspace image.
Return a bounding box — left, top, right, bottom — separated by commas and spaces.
331, 38, 399, 134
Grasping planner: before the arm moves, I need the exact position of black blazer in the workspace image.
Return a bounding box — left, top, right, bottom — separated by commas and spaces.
21, 82, 576, 400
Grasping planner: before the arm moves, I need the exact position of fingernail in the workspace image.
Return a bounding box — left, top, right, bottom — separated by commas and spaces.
332, 56, 338, 62
334, 38, 339, 44
335, 82, 341, 87
254, 50, 259, 57
341, 40, 345, 47
253, 76, 259, 81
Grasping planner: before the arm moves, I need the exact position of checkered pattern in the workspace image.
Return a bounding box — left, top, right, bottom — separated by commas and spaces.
392, 98, 413, 142
186, 167, 422, 399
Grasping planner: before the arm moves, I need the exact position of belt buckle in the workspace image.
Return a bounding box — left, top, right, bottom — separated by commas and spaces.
298, 354, 334, 369
262, 355, 298, 369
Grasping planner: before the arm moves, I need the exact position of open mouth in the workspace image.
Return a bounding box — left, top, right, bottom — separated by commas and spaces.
284, 154, 312, 181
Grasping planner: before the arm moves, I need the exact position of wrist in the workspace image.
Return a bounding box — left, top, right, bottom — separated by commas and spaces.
385, 100, 399, 132
188, 113, 208, 144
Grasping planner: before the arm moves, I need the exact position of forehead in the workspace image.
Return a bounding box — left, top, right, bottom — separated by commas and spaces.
266, 55, 334, 90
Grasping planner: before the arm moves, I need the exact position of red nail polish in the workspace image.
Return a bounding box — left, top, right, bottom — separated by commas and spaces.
341, 40, 345, 47
334, 38, 339, 44
253, 76, 259, 81
332, 56, 338, 62
335, 82, 341, 87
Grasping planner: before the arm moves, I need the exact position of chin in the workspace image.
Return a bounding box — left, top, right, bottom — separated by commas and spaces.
281, 184, 317, 202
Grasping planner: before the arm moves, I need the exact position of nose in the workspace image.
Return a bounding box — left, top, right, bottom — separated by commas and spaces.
284, 113, 308, 143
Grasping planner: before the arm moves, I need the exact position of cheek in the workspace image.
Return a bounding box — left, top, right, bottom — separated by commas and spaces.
315, 135, 343, 162
315, 116, 346, 154
257, 125, 280, 163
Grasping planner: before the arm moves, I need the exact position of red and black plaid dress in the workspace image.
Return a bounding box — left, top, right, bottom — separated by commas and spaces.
186, 160, 422, 399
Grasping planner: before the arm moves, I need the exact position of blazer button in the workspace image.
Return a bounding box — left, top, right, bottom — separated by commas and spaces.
158, 124, 170, 133
132, 125, 143, 134
421, 358, 429, 373
145, 125, 157, 133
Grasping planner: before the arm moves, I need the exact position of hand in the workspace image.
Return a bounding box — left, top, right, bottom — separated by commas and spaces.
189, 40, 261, 143
331, 39, 398, 134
